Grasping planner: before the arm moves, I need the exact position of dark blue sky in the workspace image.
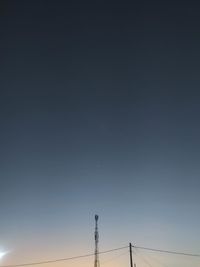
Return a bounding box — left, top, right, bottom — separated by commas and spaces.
1, 1, 200, 267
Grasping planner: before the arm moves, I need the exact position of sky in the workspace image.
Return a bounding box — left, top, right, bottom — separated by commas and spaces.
1, 1, 200, 267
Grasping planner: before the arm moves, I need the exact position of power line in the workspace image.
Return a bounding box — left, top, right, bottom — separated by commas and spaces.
0, 246, 128, 267
133, 248, 169, 267
135, 252, 154, 267
2, 243, 200, 267
101, 250, 128, 265
133, 245, 200, 258
132, 248, 154, 267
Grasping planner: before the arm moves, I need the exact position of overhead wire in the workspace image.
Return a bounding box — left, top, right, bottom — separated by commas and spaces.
134, 247, 169, 267
133, 245, 200, 258
133, 248, 154, 267
0, 246, 128, 267
101, 250, 128, 265
133, 248, 153, 267
2, 243, 200, 267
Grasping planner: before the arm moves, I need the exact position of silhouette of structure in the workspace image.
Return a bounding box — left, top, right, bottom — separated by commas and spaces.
94, 215, 100, 267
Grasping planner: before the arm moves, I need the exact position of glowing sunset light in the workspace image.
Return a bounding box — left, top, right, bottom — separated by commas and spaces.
0, 251, 8, 260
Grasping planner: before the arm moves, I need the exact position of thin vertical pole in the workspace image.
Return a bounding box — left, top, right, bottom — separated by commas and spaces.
94, 215, 100, 267
129, 243, 133, 267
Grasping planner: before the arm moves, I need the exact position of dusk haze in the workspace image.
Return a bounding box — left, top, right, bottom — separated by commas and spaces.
1, 1, 200, 267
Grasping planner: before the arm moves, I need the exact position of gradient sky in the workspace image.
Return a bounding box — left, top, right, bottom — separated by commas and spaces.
1, 1, 200, 267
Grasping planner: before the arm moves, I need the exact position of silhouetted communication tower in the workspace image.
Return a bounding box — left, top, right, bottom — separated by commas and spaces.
94, 215, 100, 267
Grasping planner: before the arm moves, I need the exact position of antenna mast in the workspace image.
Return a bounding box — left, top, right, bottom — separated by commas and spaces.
94, 215, 100, 267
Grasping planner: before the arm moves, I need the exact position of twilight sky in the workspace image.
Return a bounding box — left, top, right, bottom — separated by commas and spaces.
1, 1, 200, 267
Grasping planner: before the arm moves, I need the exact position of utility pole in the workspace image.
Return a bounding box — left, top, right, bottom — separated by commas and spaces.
94, 215, 100, 267
129, 243, 133, 267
